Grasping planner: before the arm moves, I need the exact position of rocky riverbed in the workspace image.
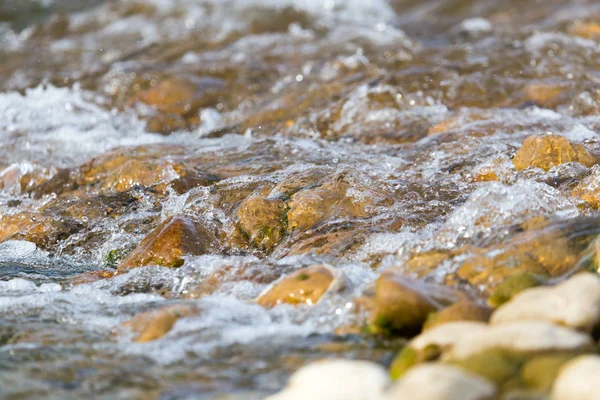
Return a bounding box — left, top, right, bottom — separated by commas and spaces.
3, 0, 600, 399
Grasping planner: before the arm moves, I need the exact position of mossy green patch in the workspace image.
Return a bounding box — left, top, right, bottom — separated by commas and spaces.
521, 353, 577, 391
390, 347, 418, 380
389, 344, 441, 380
489, 272, 542, 308
105, 249, 124, 268
449, 348, 525, 386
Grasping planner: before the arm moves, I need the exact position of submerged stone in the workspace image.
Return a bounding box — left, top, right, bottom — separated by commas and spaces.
120, 304, 198, 343
286, 175, 391, 233
257, 264, 343, 308
571, 166, 600, 208
448, 348, 524, 387
67, 270, 115, 286
488, 272, 542, 308
119, 216, 213, 271
367, 270, 450, 336
513, 135, 594, 172
282, 228, 367, 258
490, 273, 600, 332
80, 147, 218, 195
237, 191, 287, 251
568, 21, 600, 40
423, 301, 492, 331
0, 212, 82, 249
521, 353, 576, 392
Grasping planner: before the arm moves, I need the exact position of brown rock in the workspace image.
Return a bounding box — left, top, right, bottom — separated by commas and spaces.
523, 83, 567, 108
568, 21, 600, 40
427, 112, 488, 136
257, 265, 342, 308
282, 228, 366, 258
287, 179, 390, 232
368, 270, 454, 336
134, 78, 198, 115
66, 270, 115, 286
572, 166, 600, 208
77, 145, 216, 195
26, 168, 78, 198
513, 135, 595, 172
237, 192, 287, 251
119, 216, 213, 271
120, 304, 198, 343
0, 212, 81, 249
405, 249, 458, 277
423, 301, 492, 331
268, 168, 330, 200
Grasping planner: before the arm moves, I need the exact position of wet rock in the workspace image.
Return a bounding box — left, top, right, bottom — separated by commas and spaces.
490, 273, 600, 332
264, 359, 389, 400
367, 270, 452, 336
570, 90, 600, 116
435, 180, 578, 252
0, 212, 82, 249
390, 344, 445, 380
129, 76, 222, 134
282, 228, 367, 258
488, 272, 542, 308
237, 191, 288, 251
79, 145, 217, 195
427, 111, 488, 136
470, 157, 513, 183
446, 322, 592, 360
257, 264, 343, 308
119, 216, 213, 271
41, 191, 141, 224
448, 348, 523, 387
408, 321, 488, 355
404, 321, 591, 364
383, 364, 497, 400
268, 168, 330, 200
405, 249, 458, 277
423, 301, 492, 331
66, 270, 115, 286
287, 175, 391, 232
551, 355, 600, 400
287, 182, 358, 232
26, 167, 78, 198
136, 79, 197, 112
513, 135, 595, 172
521, 353, 576, 392
120, 304, 198, 343
98, 159, 213, 194
571, 165, 600, 208
567, 21, 600, 40
452, 217, 593, 294
523, 83, 568, 109
182, 259, 286, 300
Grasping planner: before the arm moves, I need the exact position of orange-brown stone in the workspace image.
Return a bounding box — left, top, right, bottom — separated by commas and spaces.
119, 216, 213, 271
237, 192, 287, 251
121, 304, 198, 343
66, 270, 115, 286
257, 265, 338, 308
423, 301, 492, 331
513, 135, 595, 172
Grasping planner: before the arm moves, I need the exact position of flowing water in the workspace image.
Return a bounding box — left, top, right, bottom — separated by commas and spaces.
2, 0, 600, 398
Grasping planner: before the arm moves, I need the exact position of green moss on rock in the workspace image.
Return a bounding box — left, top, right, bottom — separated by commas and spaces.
489, 272, 542, 308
